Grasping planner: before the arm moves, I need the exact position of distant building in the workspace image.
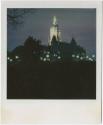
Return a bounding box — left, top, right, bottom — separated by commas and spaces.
48, 16, 62, 46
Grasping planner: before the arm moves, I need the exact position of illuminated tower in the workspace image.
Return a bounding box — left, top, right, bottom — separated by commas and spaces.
48, 16, 62, 46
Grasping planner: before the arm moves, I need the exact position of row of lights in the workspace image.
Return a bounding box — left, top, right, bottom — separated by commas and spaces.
40, 56, 61, 62
40, 52, 61, 62
72, 54, 95, 61
7, 55, 19, 62
44, 51, 60, 54
40, 57, 50, 62
7, 53, 95, 63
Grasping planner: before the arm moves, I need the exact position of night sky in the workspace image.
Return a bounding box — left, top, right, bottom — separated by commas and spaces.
7, 9, 96, 55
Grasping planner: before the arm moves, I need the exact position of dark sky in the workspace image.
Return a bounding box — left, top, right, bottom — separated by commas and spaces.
7, 9, 96, 55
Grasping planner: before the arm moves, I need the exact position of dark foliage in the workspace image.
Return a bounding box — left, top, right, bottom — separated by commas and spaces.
7, 60, 96, 99
7, 9, 37, 26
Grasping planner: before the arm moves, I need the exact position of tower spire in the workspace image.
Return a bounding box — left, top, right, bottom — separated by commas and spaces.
53, 16, 57, 25
48, 16, 62, 46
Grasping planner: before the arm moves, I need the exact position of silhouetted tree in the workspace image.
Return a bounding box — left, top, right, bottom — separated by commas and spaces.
23, 36, 42, 61
7, 9, 37, 26
70, 37, 77, 46
12, 45, 25, 57
24, 36, 35, 51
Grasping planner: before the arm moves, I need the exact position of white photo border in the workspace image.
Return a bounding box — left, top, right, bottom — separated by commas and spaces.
1, 1, 102, 124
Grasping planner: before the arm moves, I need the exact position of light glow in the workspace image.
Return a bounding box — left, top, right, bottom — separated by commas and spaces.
76, 55, 79, 58
89, 58, 93, 61
92, 54, 95, 58
43, 58, 46, 61
7, 57, 10, 60
86, 56, 89, 58
80, 57, 83, 60
58, 56, 61, 59
72, 54, 75, 58
10, 59, 13, 62
47, 51, 50, 54
46, 54, 49, 58
15, 56, 19, 59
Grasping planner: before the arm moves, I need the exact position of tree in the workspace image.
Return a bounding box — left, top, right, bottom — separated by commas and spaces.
24, 36, 35, 51
70, 37, 77, 46
23, 36, 42, 61
7, 9, 37, 26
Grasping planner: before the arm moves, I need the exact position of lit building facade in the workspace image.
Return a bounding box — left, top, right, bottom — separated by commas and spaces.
48, 16, 62, 46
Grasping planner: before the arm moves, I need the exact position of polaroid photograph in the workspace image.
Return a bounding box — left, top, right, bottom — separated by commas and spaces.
1, 0, 102, 124
7, 8, 96, 99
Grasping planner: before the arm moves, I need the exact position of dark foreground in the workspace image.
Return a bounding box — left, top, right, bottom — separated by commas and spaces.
7, 61, 96, 99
